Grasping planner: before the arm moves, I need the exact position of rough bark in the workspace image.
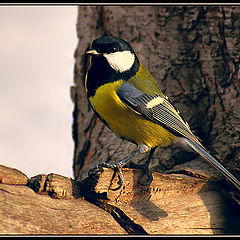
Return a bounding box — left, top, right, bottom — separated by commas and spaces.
72, 5, 240, 186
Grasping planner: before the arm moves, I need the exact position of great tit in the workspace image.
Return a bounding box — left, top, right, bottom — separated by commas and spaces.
85, 36, 240, 191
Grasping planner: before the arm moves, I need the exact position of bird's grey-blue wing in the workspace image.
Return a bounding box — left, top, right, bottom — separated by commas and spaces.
117, 81, 201, 144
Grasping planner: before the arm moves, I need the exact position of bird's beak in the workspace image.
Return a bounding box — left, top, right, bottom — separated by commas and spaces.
85, 49, 100, 55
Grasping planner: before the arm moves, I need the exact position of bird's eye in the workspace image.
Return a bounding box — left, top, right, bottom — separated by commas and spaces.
105, 45, 119, 53
112, 46, 119, 52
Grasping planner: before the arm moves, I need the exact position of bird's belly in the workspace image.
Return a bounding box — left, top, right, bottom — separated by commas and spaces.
89, 81, 176, 148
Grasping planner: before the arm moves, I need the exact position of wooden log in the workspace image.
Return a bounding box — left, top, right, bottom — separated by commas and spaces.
85, 168, 227, 234
0, 184, 127, 235
1, 164, 240, 235
0, 165, 127, 235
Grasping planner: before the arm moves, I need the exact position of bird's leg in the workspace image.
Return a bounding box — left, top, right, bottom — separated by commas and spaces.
130, 147, 156, 186
88, 144, 149, 190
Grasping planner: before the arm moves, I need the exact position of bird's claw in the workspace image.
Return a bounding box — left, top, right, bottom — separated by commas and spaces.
88, 163, 124, 191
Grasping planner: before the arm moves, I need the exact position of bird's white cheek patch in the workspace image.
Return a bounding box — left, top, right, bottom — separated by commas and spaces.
146, 96, 164, 108
103, 51, 135, 73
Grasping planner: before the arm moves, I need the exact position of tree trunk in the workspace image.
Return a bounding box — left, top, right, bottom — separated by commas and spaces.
71, 5, 240, 184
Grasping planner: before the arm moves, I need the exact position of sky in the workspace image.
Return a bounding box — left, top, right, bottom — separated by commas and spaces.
0, 6, 78, 178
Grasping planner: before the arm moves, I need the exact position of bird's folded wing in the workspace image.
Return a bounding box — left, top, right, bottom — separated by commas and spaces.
117, 81, 201, 145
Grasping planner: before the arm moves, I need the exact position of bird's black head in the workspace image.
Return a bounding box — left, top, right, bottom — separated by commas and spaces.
86, 36, 139, 73
91, 36, 135, 54
85, 36, 140, 98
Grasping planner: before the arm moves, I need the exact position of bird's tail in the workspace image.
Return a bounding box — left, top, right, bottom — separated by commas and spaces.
179, 137, 240, 191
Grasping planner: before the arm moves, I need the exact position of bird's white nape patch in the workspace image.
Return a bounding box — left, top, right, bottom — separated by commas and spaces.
146, 96, 164, 108
103, 51, 135, 73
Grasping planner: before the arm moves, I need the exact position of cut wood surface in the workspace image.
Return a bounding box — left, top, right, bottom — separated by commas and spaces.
1, 164, 240, 235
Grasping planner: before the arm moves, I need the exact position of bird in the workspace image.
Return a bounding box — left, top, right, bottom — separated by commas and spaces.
84, 35, 240, 191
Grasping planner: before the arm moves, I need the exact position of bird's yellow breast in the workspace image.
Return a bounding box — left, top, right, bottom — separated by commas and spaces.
89, 80, 176, 148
